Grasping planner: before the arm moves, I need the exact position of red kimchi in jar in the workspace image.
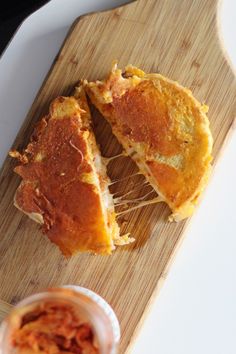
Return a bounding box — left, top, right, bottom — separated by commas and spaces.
0, 287, 119, 354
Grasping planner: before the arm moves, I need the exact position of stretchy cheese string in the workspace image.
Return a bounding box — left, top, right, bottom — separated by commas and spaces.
116, 196, 163, 216
103, 152, 162, 215
108, 172, 141, 186
112, 180, 149, 198
103, 151, 141, 185
114, 190, 154, 206
102, 151, 127, 165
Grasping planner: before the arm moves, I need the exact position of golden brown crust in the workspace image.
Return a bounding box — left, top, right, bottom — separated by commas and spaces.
85, 64, 213, 221
10, 93, 114, 255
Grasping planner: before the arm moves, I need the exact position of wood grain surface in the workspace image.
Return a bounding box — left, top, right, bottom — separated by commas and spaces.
0, 0, 236, 352
0, 300, 12, 322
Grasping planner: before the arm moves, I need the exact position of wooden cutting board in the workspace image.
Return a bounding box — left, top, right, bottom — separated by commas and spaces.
0, 0, 236, 352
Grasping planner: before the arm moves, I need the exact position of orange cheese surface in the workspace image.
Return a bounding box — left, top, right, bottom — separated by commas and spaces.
85, 64, 213, 220
11, 96, 113, 255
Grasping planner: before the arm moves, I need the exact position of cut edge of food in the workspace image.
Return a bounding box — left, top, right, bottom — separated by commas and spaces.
74, 87, 133, 247
84, 62, 213, 221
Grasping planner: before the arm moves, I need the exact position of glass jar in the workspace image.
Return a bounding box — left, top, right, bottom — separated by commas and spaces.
0, 286, 120, 354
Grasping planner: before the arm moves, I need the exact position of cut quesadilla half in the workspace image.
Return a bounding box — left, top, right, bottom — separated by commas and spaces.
10, 87, 132, 256
85, 64, 213, 221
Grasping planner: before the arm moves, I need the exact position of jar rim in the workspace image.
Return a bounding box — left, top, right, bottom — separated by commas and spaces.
64, 285, 120, 344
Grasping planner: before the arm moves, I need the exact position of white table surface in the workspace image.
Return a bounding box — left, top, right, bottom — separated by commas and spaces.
0, 1, 236, 353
